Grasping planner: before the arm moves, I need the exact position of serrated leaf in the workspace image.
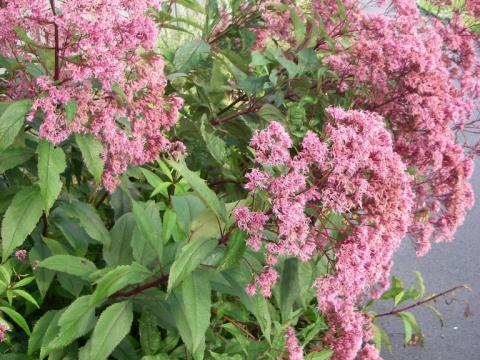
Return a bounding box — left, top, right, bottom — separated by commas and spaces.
37, 140, 66, 213
2, 186, 43, 260
0, 99, 32, 152
0, 147, 34, 173
167, 159, 226, 223
174, 39, 211, 73
258, 103, 285, 122
28, 310, 59, 355
171, 272, 211, 357
75, 133, 104, 184
171, 195, 205, 233
91, 264, 152, 304
39, 255, 96, 279
279, 258, 299, 322
218, 229, 246, 271
56, 200, 110, 244
167, 236, 217, 292
0, 306, 30, 335
139, 309, 161, 355
132, 201, 163, 261
200, 122, 226, 164
46, 295, 96, 351
103, 213, 134, 266
90, 301, 133, 360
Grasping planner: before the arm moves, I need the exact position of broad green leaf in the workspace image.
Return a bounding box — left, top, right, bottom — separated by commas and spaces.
2, 186, 43, 261
29, 310, 58, 355
0, 99, 32, 152
174, 39, 211, 73
171, 195, 205, 233
132, 201, 163, 261
218, 229, 246, 271
171, 272, 211, 357
278, 258, 299, 322
12, 276, 35, 289
39, 310, 64, 359
29, 244, 55, 298
167, 237, 217, 292
39, 255, 96, 279
0, 147, 34, 173
398, 311, 422, 346
200, 122, 226, 164
414, 271, 425, 299
46, 295, 96, 351
258, 103, 286, 122
91, 264, 152, 304
103, 213, 134, 266
75, 133, 104, 184
0, 306, 30, 335
167, 159, 226, 223
139, 309, 161, 355
58, 200, 110, 243
65, 100, 77, 124
37, 140, 66, 213
90, 301, 133, 360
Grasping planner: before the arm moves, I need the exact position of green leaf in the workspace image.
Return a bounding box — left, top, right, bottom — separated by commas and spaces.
57, 200, 111, 244
132, 201, 163, 261
12, 289, 39, 308
65, 100, 77, 124
29, 310, 59, 355
37, 140, 66, 213
279, 258, 299, 322
200, 122, 226, 164
139, 309, 161, 355
0, 99, 32, 152
29, 244, 55, 298
91, 264, 152, 304
171, 271, 211, 357
258, 103, 286, 122
171, 195, 205, 233
397, 311, 421, 346
39, 255, 97, 279
103, 213, 134, 266
414, 271, 425, 300
167, 236, 217, 292
218, 229, 246, 271
90, 301, 133, 360
0, 147, 34, 173
304, 350, 334, 360
372, 323, 392, 353
75, 133, 104, 184
0, 306, 30, 335
2, 186, 43, 261
175, 0, 205, 14
166, 159, 226, 223
46, 295, 96, 351
174, 39, 211, 72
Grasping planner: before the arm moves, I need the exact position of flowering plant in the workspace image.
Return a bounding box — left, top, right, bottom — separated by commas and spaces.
0, 0, 478, 359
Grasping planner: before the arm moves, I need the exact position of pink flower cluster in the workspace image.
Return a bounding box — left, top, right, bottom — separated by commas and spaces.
285, 327, 303, 360
325, 0, 478, 256
235, 109, 414, 359
0, 0, 184, 191
0, 323, 8, 342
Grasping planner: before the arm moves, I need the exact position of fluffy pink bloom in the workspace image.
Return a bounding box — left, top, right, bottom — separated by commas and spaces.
285, 327, 303, 360
15, 250, 27, 262
0, 0, 183, 191
0, 323, 8, 342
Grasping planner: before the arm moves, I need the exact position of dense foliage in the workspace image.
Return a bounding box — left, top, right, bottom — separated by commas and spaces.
0, 0, 478, 359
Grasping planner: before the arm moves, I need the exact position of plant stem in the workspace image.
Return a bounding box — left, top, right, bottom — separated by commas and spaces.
49, 0, 60, 81
375, 285, 469, 318
112, 274, 169, 298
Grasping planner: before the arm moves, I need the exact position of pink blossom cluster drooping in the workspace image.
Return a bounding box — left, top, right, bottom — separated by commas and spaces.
284, 327, 303, 360
235, 109, 414, 358
324, 0, 478, 256
0, 0, 184, 191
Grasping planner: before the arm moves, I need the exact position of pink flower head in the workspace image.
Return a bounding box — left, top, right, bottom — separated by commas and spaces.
15, 250, 27, 262
285, 327, 303, 360
0, 323, 9, 342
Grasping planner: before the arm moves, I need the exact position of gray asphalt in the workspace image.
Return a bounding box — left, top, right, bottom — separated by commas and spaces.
376, 162, 480, 359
